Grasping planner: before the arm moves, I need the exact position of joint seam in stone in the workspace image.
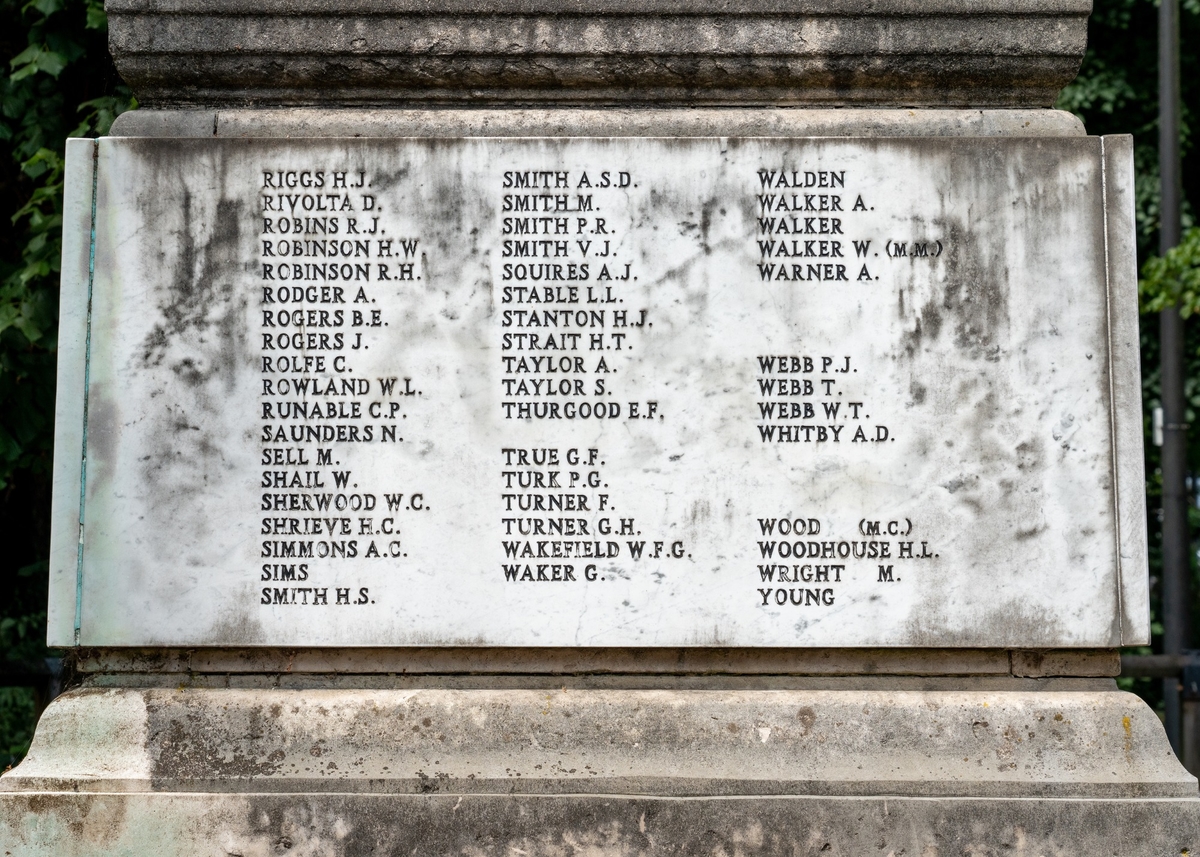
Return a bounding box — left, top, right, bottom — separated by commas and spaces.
1099, 136, 1125, 645
75, 139, 99, 646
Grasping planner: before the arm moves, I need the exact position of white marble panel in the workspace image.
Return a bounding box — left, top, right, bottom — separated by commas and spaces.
48, 136, 1146, 647
46, 137, 96, 646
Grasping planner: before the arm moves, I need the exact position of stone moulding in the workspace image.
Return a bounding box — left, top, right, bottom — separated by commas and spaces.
68, 646, 1123, 678
2, 687, 1193, 797
105, 0, 1091, 108
108, 106, 1091, 138
2, 687, 1198, 853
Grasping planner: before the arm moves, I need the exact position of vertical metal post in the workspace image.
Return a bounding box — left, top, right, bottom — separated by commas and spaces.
1184, 656, 1200, 771
1159, 0, 1189, 760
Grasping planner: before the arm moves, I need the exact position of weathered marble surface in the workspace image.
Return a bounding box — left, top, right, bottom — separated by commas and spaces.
48, 135, 1146, 648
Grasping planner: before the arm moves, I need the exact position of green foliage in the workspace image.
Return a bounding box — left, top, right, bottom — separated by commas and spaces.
0, 687, 36, 769
1055, 0, 1199, 256
0, 0, 132, 490
1140, 227, 1200, 316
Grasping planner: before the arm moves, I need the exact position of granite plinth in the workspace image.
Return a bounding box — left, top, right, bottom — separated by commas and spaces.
2, 687, 1197, 854
5, 687, 1192, 796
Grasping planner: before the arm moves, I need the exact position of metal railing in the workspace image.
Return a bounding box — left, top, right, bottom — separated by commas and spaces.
1122, 651, 1200, 774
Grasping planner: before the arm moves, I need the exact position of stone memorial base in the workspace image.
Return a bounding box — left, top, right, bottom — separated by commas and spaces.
3, 650, 1199, 854
15, 0, 1191, 837
8, 104, 1192, 851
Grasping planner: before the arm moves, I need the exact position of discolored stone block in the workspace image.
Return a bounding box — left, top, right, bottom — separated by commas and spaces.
106, 0, 1091, 108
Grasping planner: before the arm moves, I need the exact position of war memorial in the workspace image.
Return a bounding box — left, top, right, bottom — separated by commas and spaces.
2, 0, 1199, 852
